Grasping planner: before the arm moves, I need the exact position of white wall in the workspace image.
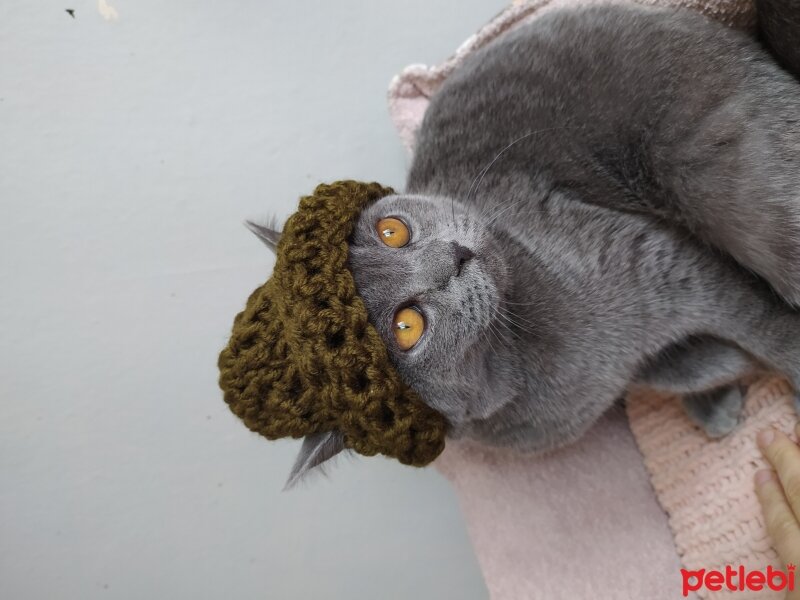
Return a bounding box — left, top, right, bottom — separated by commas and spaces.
0, 1, 507, 598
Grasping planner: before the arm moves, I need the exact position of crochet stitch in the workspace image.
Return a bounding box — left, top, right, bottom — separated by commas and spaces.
218, 180, 448, 466
628, 377, 795, 599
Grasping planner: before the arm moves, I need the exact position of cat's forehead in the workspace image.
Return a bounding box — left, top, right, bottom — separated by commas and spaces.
361, 194, 444, 222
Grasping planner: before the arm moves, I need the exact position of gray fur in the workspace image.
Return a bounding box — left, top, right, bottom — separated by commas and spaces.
286, 2, 800, 479
758, 0, 800, 76
352, 4, 800, 450
244, 219, 281, 253
682, 386, 746, 438
283, 431, 347, 490
635, 336, 760, 394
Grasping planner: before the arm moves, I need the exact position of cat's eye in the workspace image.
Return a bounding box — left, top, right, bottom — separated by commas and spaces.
393, 306, 425, 350
376, 217, 410, 248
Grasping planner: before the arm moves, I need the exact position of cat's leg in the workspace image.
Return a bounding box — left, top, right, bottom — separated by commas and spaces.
664, 103, 800, 308
682, 386, 747, 439
627, 31, 800, 306
635, 336, 760, 437
636, 336, 758, 393
719, 301, 800, 410
677, 9, 800, 306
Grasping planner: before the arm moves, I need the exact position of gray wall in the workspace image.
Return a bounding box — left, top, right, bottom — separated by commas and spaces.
0, 1, 508, 598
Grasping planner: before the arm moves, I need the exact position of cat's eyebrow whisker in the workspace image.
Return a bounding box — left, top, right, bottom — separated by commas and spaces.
465, 126, 571, 212
471, 125, 585, 226
483, 197, 532, 228
478, 198, 547, 227
465, 129, 547, 204
476, 189, 553, 226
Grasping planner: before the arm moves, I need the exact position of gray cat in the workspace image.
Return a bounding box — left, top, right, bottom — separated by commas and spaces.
250, 1, 800, 484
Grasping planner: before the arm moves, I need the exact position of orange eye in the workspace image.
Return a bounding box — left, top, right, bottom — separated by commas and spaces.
393, 306, 425, 350
376, 217, 410, 248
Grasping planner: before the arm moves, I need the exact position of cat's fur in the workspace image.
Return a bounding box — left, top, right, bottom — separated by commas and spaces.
250, 1, 800, 484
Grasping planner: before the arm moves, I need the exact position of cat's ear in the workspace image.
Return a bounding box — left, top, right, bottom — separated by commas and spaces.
244, 219, 281, 254
283, 430, 346, 490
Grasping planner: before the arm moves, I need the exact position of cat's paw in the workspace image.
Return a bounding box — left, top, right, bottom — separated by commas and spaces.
682, 384, 746, 438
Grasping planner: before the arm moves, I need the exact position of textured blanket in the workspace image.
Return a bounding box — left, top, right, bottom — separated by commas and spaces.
387, 1, 797, 598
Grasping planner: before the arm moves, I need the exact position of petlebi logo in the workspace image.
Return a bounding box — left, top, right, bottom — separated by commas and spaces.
681, 564, 796, 596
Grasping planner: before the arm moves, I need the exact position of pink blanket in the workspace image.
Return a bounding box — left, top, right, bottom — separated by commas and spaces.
387, 2, 797, 598
436, 408, 687, 599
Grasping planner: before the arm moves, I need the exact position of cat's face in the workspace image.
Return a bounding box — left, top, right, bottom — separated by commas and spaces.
348, 194, 523, 431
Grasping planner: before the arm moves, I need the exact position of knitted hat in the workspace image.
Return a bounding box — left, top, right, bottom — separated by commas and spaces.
218, 180, 448, 466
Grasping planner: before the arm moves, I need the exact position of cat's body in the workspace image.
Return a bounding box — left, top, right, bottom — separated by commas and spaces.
261, 1, 800, 480
353, 3, 800, 451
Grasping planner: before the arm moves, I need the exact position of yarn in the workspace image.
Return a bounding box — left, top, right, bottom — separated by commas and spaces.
628, 377, 796, 599
218, 180, 448, 466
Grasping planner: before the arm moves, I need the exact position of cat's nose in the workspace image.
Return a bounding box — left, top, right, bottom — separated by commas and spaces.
451, 241, 475, 275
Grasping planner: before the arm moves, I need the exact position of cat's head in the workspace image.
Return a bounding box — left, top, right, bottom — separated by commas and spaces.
247, 193, 527, 486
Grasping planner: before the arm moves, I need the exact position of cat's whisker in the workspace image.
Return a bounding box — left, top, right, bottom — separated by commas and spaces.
483, 197, 532, 228
496, 317, 535, 339
480, 318, 505, 354
465, 126, 576, 227
475, 186, 556, 227
502, 300, 546, 306
501, 304, 539, 327
493, 315, 525, 342
492, 320, 515, 345
495, 307, 539, 338
486, 325, 503, 352
470, 125, 588, 227
486, 305, 514, 342
488, 304, 525, 340
465, 127, 568, 207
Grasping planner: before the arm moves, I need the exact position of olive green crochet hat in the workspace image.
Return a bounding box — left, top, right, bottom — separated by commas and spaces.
218, 180, 448, 466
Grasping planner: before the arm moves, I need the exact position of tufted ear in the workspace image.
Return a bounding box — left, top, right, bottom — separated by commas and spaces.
244, 219, 282, 254
283, 430, 346, 490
